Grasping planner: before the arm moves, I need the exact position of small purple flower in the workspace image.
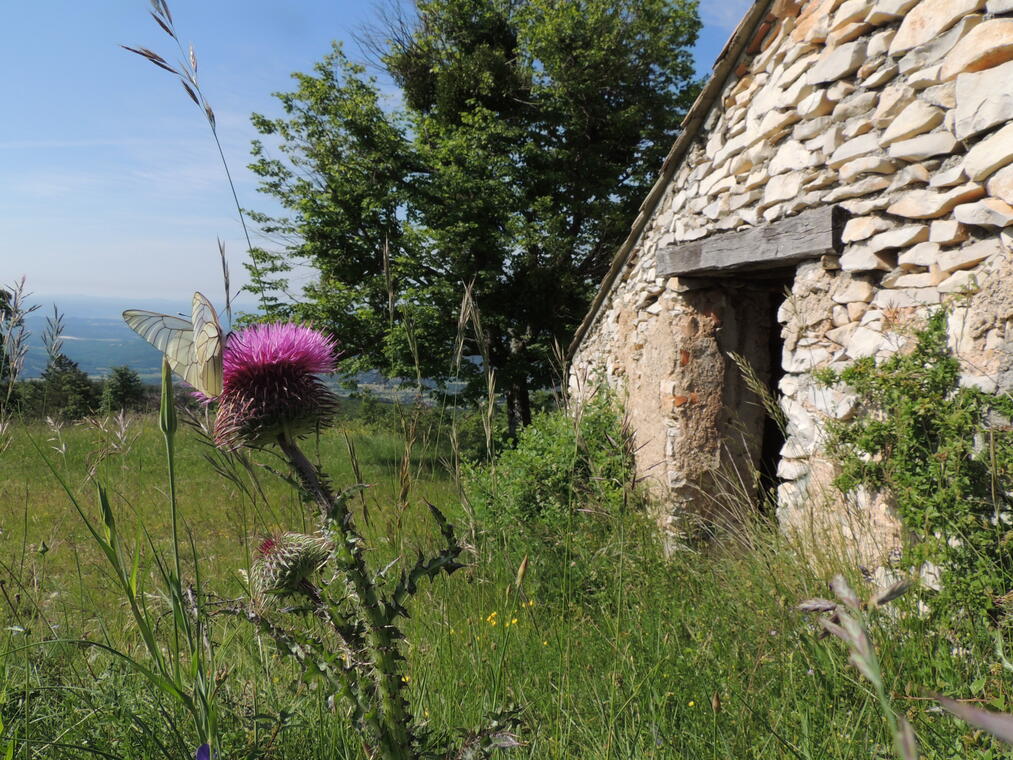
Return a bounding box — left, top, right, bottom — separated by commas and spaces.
213, 323, 340, 449
195, 744, 211, 760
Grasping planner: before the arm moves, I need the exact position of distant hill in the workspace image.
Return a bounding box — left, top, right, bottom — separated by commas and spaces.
16, 294, 452, 398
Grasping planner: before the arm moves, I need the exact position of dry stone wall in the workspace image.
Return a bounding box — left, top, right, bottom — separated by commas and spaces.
569, 0, 1013, 562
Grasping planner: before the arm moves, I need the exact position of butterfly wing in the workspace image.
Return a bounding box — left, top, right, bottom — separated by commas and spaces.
122, 310, 199, 388
191, 292, 224, 397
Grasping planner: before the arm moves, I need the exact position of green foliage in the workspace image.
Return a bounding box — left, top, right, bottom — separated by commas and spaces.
100, 365, 147, 413
465, 395, 635, 533
19, 354, 100, 420
818, 310, 1013, 621
246, 0, 701, 419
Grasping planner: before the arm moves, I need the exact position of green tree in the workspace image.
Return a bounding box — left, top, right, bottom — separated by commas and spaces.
27, 354, 100, 420
248, 0, 701, 432
101, 365, 146, 413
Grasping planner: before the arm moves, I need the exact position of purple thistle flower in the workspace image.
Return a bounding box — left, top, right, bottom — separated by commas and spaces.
213, 323, 340, 449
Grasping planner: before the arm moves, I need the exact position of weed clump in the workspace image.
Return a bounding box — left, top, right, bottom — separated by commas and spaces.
816, 310, 1013, 621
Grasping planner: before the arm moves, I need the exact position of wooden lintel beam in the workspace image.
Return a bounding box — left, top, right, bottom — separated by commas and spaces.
656, 205, 847, 278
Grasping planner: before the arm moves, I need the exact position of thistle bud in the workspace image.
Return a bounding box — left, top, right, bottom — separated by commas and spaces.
251, 532, 332, 599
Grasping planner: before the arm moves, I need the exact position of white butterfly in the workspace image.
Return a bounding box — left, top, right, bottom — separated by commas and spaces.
123, 291, 224, 397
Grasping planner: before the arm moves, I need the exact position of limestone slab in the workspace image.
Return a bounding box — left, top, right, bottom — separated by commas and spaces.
963, 122, 1013, 181
897, 15, 985, 75
922, 82, 956, 109
938, 269, 982, 293
986, 164, 1013, 205
953, 198, 1013, 227
840, 245, 895, 271
886, 183, 987, 218
798, 90, 836, 120
937, 238, 1001, 272
829, 133, 883, 168
929, 220, 970, 244
887, 131, 960, 162
847, 326, 888, 358
940, 20, 1013, 81
822, 176, 893, 202
808, 40, 868, 84
898, 241, 941, 268
862, 63, 899, 88
832, 279, 876, 303
889, 0, 987, 56
839, 156, 897, 182
955, 60, 1013, 139
868, 224, 930, 251
872, 84, 916, 128
987, 0, 1013, 11
928, 162, 967, 188
866, 0, 919, 25
842, 215, 891, 242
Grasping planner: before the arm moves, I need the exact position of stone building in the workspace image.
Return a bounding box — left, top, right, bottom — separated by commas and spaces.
567, 0, 1013, 562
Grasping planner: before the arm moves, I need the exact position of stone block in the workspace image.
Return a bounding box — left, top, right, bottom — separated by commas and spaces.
833, 91, 879, 121
808, 40, 869, 84
872, 84, 916, 127
866, 0, 919, 25
843, 215, 892, 242
847, 326, 888, 358
953, 198, 1013, 227
940, 20, 1013, 81
928, 162, 967, 188
888, 131, 960, 162
922, 82, 957, 109
938, 269, 982, 293
762, 171, 805, 207
848, 301, 870, 321
929, 219, 969, 244
988, 0, 1013, 10
867, 224, 930, 252
898, 15, 985, 77
891, 271, 937, 287
987, 164, 1013, 205
823, 176, 893, 201
798, 90, 836, 119
832, 279, 876, 303
840, 156, 897, 182
883, 101, 944, 145
889, 0, 987, 56
906, 64, 944, 90
840, 246, 896, 271
955, 60, 1013, 139
862, 63, 899, 89
898, 241, 941, 268
829, 133, 882, 168
963, 122, 1013, 181
869, 30, 898, 61
769, 140, 819, 175
886, 183, 987, 218
937, 238, 1001, 272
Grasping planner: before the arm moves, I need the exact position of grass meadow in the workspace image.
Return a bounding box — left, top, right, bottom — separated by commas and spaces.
0, 406, 1009, 759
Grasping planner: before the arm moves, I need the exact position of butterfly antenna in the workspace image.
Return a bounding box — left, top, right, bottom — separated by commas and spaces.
219, 237, 232, 329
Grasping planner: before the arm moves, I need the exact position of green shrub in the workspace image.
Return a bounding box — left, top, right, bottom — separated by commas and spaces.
465, 393, 635, 533
817, 310, 1013, 622
463, 393, 651, 604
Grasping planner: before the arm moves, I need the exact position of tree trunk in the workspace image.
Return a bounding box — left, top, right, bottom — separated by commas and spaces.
505, 379, 531, 441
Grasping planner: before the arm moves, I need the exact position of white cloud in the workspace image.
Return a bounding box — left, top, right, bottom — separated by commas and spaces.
700, 0, 753, 32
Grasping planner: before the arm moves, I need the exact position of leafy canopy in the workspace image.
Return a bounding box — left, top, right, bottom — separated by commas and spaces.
247, 0, 701, 421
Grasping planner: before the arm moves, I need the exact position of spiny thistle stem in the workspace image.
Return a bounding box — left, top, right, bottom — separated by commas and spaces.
277, 431, 414, 760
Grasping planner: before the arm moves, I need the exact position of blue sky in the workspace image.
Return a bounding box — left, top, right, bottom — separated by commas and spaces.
1, 0, 749, 307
